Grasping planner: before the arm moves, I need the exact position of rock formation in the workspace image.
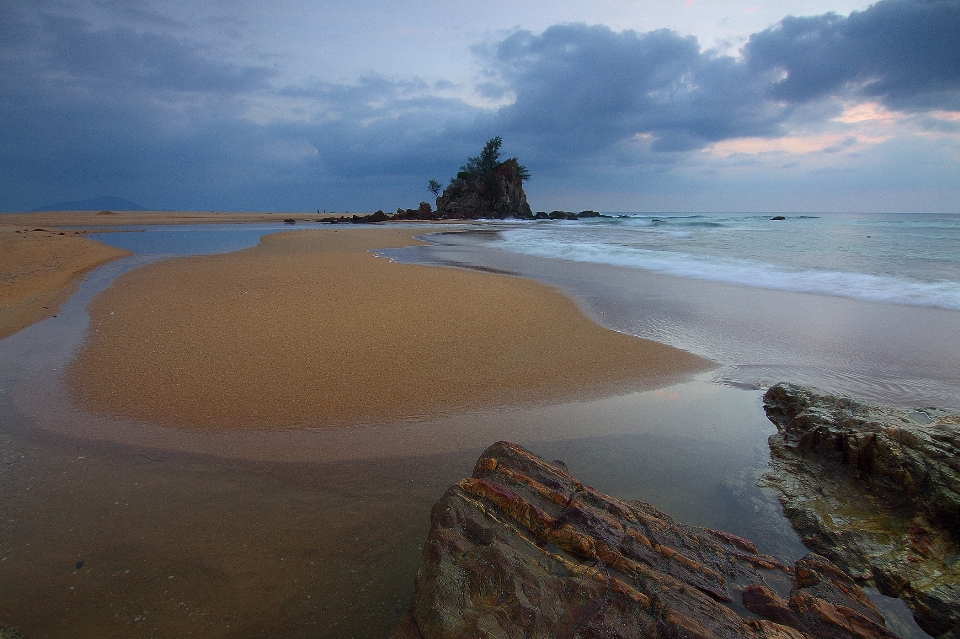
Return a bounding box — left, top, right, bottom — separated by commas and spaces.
762, 383, 960, 638
433, 158, 533, 219
391, 441, 904, 639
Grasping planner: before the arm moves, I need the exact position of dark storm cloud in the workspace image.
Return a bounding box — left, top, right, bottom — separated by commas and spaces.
41, 15, 275, 94
1, 0, 959, 211
280, 76, 488, 180
745, 0, 960, 110
480, 24, 789, 162
481, 0, 960, 166
0, 1, 281, 210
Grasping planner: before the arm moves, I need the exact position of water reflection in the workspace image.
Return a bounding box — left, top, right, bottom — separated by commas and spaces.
0, 225, 930, 638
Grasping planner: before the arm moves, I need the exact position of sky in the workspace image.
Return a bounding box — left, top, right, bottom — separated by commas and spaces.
1, 0, 959, 213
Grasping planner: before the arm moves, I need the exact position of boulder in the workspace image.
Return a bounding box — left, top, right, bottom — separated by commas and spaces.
762, 383, 960, 638
391, 441, 903, 639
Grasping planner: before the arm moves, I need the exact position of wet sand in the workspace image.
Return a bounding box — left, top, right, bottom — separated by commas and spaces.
67, 227, 710, 430
1, 220, 929, 638
0, 210, 334, 227
0, 225, 131, 340
0, 220, 721, 639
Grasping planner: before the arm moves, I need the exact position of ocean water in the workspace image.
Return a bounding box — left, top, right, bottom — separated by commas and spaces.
384, 212, 960, 412
494, 213, 960, 311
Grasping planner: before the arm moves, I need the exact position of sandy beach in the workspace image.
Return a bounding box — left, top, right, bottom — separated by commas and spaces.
65, 226, 710, 430
0, 224, 131, 340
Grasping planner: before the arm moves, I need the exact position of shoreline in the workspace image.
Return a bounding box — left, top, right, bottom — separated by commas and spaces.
64, 226, 711, 431
0, 224, 132, 340
0, 210, 339, 227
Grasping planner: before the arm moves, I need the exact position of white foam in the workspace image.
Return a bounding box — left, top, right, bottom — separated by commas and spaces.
496, 230, 960, 311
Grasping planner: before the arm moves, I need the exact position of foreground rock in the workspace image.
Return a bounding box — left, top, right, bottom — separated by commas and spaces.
392, 441, 903, 639
762, 383, 960, 638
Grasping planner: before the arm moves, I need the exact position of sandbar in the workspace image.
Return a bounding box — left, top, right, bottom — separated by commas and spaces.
0, 209, 331, 227
67, 227, 711, 430
0, 225, 131, 340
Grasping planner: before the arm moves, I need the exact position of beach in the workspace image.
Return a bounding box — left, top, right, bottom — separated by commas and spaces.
0, 213, 732, 639
67, 227, 709, 430
0, 225, 131, 340
0, 212, 943, 638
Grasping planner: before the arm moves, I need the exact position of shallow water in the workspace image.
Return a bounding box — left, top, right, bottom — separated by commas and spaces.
383, 228, 960, 412
0, 223, 932, 638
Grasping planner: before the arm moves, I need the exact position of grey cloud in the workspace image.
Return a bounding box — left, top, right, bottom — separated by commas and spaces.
482, 24, 789, 164
2, 0, 958, 212
40, 14, 275, 95
745, 0, 960, 110
480, 1, 960, 167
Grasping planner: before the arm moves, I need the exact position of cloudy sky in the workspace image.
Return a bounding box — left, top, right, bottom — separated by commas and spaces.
1, 0, 958, 213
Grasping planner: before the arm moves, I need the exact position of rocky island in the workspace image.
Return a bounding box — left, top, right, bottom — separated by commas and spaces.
391, 441, 907, 639
321, 137, 607, 223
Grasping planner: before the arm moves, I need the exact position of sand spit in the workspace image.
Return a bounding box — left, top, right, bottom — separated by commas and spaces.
0, 225, 131, 340
67, 228, 711, 430
0, 210, 334, 227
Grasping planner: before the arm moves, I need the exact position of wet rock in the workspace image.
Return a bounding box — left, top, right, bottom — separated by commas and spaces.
391, 441, 902, 639
0, 624, 26, 639
762, 383, 960, 638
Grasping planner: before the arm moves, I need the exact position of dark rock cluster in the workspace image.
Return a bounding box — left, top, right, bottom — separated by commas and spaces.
762, 383, 960, 638
321, 204, 610, 224
392, 441, 905, 639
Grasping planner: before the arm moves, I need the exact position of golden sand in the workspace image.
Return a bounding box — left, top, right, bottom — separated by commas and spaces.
0, 225, 131, 340
67, 227, 710, 430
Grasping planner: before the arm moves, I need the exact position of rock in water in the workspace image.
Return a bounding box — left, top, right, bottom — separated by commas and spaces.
392, 441, 903, 639
762, 383, 960, 639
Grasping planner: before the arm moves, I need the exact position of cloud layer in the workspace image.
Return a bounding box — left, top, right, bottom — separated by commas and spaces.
1, 0, 958, 212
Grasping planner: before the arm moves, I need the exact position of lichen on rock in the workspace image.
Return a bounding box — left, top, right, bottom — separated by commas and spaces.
761, 383, 960, 639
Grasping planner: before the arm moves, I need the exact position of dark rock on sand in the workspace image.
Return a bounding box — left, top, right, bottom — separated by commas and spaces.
391, 441, 903, 639
762, 383, 960, 638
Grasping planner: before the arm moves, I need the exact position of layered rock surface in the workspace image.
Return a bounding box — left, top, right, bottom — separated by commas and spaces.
434, 158, 532, 219
762, 383, 960, 638
392, 441, 904, 639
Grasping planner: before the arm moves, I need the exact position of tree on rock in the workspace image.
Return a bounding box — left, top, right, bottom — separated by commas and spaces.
435, 137, 532, 219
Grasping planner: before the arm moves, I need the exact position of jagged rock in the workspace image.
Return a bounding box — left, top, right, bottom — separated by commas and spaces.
762, 383, 960, 638
392, 202, 441, 221
435, 159, 532, 219
391, 441, 903, 639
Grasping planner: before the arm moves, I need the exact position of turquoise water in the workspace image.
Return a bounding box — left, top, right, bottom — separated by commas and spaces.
492, 213, 960, 310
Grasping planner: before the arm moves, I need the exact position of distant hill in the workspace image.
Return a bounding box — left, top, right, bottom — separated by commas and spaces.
30, 196, 148, 212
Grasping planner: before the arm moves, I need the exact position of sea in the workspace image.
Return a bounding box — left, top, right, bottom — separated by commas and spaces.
2, 212, 953, 638
381, 211, 960, 413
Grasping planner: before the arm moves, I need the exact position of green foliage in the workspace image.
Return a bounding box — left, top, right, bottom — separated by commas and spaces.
453, 137, 530, 186
427, 179, 443, 196
458, 136, 503, 181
